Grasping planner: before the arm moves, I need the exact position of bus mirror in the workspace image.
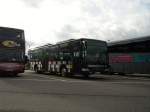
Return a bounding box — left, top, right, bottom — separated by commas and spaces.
25, 55, 29, 64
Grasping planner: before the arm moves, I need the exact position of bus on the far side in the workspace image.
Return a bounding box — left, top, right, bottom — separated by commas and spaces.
108, 36, 150, 74
29, 38, 108, 77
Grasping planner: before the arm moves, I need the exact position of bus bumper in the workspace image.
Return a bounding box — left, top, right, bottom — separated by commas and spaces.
87, 65, 108, 73
0, 63, 25, 73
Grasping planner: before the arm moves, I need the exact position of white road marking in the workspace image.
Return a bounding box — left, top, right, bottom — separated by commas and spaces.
3, 73, 89, 83
27, 74, 74, 82
3, 77, 150, 85
5, 78, 91, 83
18, 71, 150, 83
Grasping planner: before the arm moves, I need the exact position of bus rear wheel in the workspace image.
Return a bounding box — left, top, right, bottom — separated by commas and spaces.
8, 72, 18, 77
61, 67, 68, 77
13, 73, 18, 77
34, 65, 38, 73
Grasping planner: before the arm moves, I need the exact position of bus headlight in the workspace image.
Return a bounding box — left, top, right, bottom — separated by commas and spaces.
81, 68, 89, 71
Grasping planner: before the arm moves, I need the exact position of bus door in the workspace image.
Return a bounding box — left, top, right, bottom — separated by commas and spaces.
80, 40, 87, 67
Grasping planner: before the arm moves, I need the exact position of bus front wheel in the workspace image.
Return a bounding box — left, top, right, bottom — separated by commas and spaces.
61, 67, 68, 77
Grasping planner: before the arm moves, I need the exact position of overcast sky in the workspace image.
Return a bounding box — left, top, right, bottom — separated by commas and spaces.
0, 0, 150, 48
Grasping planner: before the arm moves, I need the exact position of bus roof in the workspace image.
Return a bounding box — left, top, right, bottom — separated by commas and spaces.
108, 36, 150, 46
79, 38, 106, 42
29, 38, 106, 52
0, 26, 24, 32
57, 38, 106, 44
29, 43, 53, 52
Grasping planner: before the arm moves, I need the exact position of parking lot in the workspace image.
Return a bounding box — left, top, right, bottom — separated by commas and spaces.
0, 70, 150, 112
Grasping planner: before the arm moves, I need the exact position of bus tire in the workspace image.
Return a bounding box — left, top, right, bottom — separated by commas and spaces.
14, 73, 18, 76
34, 65, 38, 71
11, 73, 18, 77
82, 72, 90, 78
35, 67, 39, 73
34, 65, 40, 74
61, 67, 67, 77
108, 67, 114, 75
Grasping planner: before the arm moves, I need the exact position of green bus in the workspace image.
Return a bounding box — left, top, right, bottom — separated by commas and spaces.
28, 38, 108, 77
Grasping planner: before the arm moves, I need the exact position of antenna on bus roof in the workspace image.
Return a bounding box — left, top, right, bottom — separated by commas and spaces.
32, 43, 52, 50
56, 39, 75, 44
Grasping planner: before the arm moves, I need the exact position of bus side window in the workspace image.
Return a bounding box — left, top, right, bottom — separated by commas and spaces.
59, 52, 63, 60
74, 52, 79, 57
63, 52, 71, 60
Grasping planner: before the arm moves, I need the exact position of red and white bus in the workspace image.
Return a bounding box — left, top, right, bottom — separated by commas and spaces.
0, 27, 26, 75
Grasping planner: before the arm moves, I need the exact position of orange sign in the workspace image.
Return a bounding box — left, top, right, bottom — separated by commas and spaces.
2, 40, 17, 47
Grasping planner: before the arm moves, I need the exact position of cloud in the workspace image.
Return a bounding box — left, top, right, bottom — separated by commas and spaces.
0, 0, 150, 49
21, 0, 45, 8
55, 24, 81, 41
57, 0, 150, 41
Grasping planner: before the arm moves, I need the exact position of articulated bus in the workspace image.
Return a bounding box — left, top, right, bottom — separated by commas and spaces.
108, 36, 150, 74
28, 38, 108, 77
0, 27, 26, 75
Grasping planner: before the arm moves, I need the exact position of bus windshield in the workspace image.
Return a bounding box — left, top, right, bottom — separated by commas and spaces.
0, 29, 24, 48
86, 42, 107, 64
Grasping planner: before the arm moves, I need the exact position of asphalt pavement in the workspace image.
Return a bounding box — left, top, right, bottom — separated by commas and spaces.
0, 70, 150, 112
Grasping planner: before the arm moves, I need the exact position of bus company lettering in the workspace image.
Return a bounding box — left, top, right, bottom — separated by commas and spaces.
110, 55, 133, 63
110, 54, 150, 63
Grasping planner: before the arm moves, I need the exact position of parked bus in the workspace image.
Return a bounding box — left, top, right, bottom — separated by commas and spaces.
29, 38, 108, 77
0, 27, 26, 75
108, 36, 150, 74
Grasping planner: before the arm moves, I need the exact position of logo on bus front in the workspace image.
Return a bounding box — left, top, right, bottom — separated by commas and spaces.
2, 40, 17, 47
